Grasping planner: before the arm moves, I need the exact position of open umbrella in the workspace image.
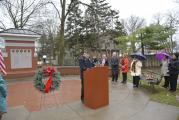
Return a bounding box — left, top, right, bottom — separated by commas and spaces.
131, 52, 146, 61
155, 52, 171, 62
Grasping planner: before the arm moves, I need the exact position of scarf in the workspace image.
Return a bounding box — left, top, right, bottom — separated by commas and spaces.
131, 60, 137, 73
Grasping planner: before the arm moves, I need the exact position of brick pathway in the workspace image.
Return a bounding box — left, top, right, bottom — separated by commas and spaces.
7, 79, 81, 112
4, 81, 179, 120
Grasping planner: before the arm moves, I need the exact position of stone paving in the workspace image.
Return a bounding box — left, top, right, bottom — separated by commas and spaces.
6, 77, 80, 112
2, 76, 179, 120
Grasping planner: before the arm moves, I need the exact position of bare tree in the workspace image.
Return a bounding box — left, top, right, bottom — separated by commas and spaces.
124, 15, 146, 34
30, 0, 90, 65
0, 0, 48, 28
57, 0, 91, 65
164, 11, 179, 53
165, 11, 179, 28
124, 15, 146, 52
0, 20, 6, 30
152, 13, 164, 25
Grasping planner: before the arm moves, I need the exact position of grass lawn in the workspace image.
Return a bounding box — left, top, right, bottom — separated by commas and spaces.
119, 69, 179, 107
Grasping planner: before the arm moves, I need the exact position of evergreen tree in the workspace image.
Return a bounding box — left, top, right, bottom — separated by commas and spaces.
38, 32, 56, 63
65, 0, 84, 61
38, 33, 47, 60
83, 0, 122, 50
134, 24, 176, 53
66, 0, 126, 58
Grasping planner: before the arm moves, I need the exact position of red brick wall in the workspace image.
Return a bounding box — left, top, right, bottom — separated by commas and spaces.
56, 66, 112, 76
4, 66, 114, 79
57, 66, 80, 75
5, 66, 80, 79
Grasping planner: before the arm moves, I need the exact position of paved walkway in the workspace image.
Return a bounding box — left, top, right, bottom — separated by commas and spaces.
6, 76, 81, 112
2, 76, 179, 120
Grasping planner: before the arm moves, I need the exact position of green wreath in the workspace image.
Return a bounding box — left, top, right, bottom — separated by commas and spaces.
34, 68, 61, 93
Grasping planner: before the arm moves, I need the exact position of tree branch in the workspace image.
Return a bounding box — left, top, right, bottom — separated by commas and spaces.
65, 0, 92, 19
23, 0, 36, 11
20, 0, 25, 28
65, 0, 75, 19
46, 1, 61, 19
5, 1, 18, 28
60, 0, 63, 8
21, 0, 59, 27
22, 5, 38, 27
0, 20, 6, 30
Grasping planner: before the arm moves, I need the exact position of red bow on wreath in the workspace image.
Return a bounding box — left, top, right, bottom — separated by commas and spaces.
43, 66, 55, 93
43, 66, 55, 77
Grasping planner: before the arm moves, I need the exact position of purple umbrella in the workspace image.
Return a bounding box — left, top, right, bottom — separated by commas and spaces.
155, 52, 171, 62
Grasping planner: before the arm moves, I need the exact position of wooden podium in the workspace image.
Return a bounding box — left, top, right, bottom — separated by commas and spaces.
84, 66, 109, 109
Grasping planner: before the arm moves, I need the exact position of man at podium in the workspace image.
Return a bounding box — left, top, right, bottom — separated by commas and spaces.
79, 53, 93, 102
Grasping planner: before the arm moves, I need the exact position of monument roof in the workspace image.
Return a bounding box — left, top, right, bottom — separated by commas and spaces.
0, 28, 40, 38
0, 28, 39, 35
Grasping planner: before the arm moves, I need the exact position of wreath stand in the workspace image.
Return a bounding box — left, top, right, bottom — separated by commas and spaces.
39, 90, 59, 109
34, 66, 62, 109
39, 77, 63, 110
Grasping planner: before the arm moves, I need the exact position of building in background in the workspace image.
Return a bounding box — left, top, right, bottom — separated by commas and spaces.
0, 28, 40, 78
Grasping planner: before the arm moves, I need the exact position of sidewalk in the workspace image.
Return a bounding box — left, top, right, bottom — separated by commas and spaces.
2, 76, 179, 120
6, 76, 81, 112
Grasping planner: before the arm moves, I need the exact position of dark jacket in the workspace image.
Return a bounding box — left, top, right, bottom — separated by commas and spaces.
79, 56, 87, 72
168, 59, 179, 75
111, 57, 119, 73
85, 58, 93, 69
79, 56, 93, 79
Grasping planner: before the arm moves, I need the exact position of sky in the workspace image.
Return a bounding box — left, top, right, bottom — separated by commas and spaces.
1, 0, 178, 27
104, 0, 179, 45
105, 0, 178, 24
1, 0, 178, 32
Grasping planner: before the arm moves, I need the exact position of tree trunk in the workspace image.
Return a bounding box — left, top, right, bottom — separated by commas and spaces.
170, 35, 173, 54
131, 41, 135, 52
141, 42, 144, 55
141, 33, 144, 55
58, 0, 66, 65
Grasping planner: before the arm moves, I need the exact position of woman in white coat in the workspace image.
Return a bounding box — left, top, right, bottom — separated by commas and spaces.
130, 58, 142, 88
161, 55, 170, 88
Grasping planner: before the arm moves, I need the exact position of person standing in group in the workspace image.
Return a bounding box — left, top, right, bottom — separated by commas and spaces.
111, 52, 119, 83
161, 55, 170, 88
79, 53, 92, 102
168, 53, 179, 92
130, 58, 142, 88
0, 49, 7, 120
101, 54, 109, 66
120, 54, 129, 84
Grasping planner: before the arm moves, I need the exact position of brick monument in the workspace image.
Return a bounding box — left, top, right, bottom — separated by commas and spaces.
0, 28, 40, 78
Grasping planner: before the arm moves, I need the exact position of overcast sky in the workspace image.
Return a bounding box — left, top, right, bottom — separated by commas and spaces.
104, 0, 179, 43
105, 0, 178, 24
1, 0, 178, 29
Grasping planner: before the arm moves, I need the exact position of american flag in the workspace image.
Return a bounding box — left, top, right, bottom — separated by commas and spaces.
0, 49, 7, 75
